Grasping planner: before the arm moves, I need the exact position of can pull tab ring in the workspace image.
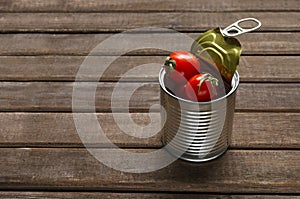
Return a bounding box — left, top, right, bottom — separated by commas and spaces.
221, 18, 262, 37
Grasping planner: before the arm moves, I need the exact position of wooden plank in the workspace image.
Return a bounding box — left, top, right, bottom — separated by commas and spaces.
0, 33, 298, 56
0, 149, 299, 193
0, 192, 298, 199
232, 113, 300, 148
0, 12, 298, 32
0, 0, 298, 12
0, 56, 299, 82
0, 112, 299, 149
0, 112, 160, 148
0, 82, 299, 112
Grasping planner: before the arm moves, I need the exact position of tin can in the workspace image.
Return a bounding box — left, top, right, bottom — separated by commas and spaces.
159, 18, 261, 162
159, 68, 239, 162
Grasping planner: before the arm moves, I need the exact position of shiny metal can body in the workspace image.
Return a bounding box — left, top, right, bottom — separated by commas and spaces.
159, 69, 239, 162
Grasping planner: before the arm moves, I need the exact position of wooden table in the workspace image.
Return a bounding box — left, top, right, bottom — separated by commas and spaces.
0, 0, 299, 198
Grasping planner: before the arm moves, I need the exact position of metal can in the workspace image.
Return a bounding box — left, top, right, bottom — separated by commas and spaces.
159, 68, 239, 162
159, 18, 261, 162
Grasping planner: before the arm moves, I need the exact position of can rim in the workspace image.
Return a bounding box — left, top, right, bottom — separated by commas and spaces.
159, 68, 239, 105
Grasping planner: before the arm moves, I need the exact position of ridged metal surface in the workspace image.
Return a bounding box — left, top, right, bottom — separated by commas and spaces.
159, 69, 239, 162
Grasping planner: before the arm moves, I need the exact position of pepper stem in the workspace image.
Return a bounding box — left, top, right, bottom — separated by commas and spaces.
163, 56, 176, 73
197, 73, 219, 96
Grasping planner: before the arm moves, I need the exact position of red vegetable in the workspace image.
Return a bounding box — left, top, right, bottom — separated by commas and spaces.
164, 51, 200, 85
185, 73, 219, 102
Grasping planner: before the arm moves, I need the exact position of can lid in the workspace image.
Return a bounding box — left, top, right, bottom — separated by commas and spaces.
191, 18, 262, 83
191, 28, 241, 83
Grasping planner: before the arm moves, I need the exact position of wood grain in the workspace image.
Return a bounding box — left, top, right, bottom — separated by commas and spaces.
0, 0, 298, 197
0, 33, 299, 56
0, 148, 299, 193
0, 112, 299, 148
0, 0, 298, 12
0, 82, 299, 112
0, 12, 298, 32
0, 56, 298, 82
0, 192, 298, 199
